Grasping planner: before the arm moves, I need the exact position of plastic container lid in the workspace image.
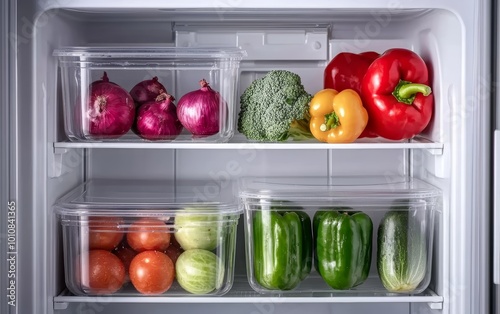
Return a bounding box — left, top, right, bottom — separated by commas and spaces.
239, 176, 442, 209
53, 46, 246, 65
54, 179, 241, 218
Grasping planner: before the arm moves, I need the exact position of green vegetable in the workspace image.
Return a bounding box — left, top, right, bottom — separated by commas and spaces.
377, 210, 427, 292
314, 209, 373, 290
313, 210, 329, 272
238, 70, 313, 142
295, 211, 313, 280
174, 207, 220, 251
175, 249, 224, 294
253, 209, 312, 290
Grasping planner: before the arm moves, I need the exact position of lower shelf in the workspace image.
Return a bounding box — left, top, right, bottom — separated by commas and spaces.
53, 276, 444, 310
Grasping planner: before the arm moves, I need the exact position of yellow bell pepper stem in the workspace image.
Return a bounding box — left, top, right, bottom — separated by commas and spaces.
309, 89, 368, 143
320, 112, 341, 131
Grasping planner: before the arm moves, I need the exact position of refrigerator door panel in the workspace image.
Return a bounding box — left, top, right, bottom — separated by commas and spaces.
495, 132, 500, 281
0, 1, 15, 313
17, 1, 45, 314
494, 0, 500, 312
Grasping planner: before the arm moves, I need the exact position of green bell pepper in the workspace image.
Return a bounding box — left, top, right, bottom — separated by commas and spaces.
314, 209, 373, 290
253, 209, 312, 290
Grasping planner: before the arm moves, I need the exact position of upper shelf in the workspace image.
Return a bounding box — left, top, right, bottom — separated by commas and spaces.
53, 135, 444, 155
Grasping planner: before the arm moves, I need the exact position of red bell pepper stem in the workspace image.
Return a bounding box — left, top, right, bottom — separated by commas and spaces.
392, 80, 432, 105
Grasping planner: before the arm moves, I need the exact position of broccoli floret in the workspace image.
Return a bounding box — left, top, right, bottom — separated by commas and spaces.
238, 70, 313, 142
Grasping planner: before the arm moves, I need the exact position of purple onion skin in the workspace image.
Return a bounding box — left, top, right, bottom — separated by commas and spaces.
176, 80, 224, 136
90, 72, 119, 87
130, 77, 167, 105
86, 72, 135, 138
136, 96, 182, 141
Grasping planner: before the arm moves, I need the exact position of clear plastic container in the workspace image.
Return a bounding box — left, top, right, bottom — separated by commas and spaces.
239, 176, 441, 294
53, 47, 245, 142
54, 179, 242, 296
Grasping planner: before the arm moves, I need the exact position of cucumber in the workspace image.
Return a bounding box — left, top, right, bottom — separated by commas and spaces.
377, 210, 427, 293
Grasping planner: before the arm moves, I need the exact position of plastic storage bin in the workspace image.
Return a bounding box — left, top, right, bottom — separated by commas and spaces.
54, 179, 242, 296
53, 47, 245, 142
239, 176, 441, 294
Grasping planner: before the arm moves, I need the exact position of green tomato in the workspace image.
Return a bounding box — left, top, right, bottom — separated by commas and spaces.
174, 208, 220, 250
175, 249, 224, 294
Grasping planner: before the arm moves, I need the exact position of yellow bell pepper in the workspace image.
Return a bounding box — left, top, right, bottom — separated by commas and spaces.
309, 89, 368, 143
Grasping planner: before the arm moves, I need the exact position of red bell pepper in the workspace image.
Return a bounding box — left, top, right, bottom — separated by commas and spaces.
324, 51, 379, 138
361, 48, 433, 140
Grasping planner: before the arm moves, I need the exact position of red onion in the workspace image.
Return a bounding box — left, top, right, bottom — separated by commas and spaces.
86, 72, 135, 138
135, 92, 182, 141
130, 76, 167, 105
177, 79, 223, 136
91, 71, 118, 86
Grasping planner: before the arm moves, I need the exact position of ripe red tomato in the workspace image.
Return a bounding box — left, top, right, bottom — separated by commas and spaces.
88, 216, 124, 250
129, 251, 175, 294
113, 245, 137, 282
164, 244, 183, 265
126, 218, 171, 252
80, 250, 125, 294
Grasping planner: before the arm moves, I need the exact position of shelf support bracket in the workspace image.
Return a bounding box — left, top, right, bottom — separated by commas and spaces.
53, 300, 69, 310
427, 301, 443, 310
49, 144, 85, 178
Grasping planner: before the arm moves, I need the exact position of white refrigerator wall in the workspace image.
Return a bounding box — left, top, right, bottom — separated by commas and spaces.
5, 1, 490, 314
494, 0, 500, 311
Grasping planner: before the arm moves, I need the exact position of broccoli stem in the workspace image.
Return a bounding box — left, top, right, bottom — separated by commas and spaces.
288, 111, 314, 141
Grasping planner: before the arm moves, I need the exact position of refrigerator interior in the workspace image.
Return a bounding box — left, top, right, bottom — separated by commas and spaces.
11, 3, 490, 314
